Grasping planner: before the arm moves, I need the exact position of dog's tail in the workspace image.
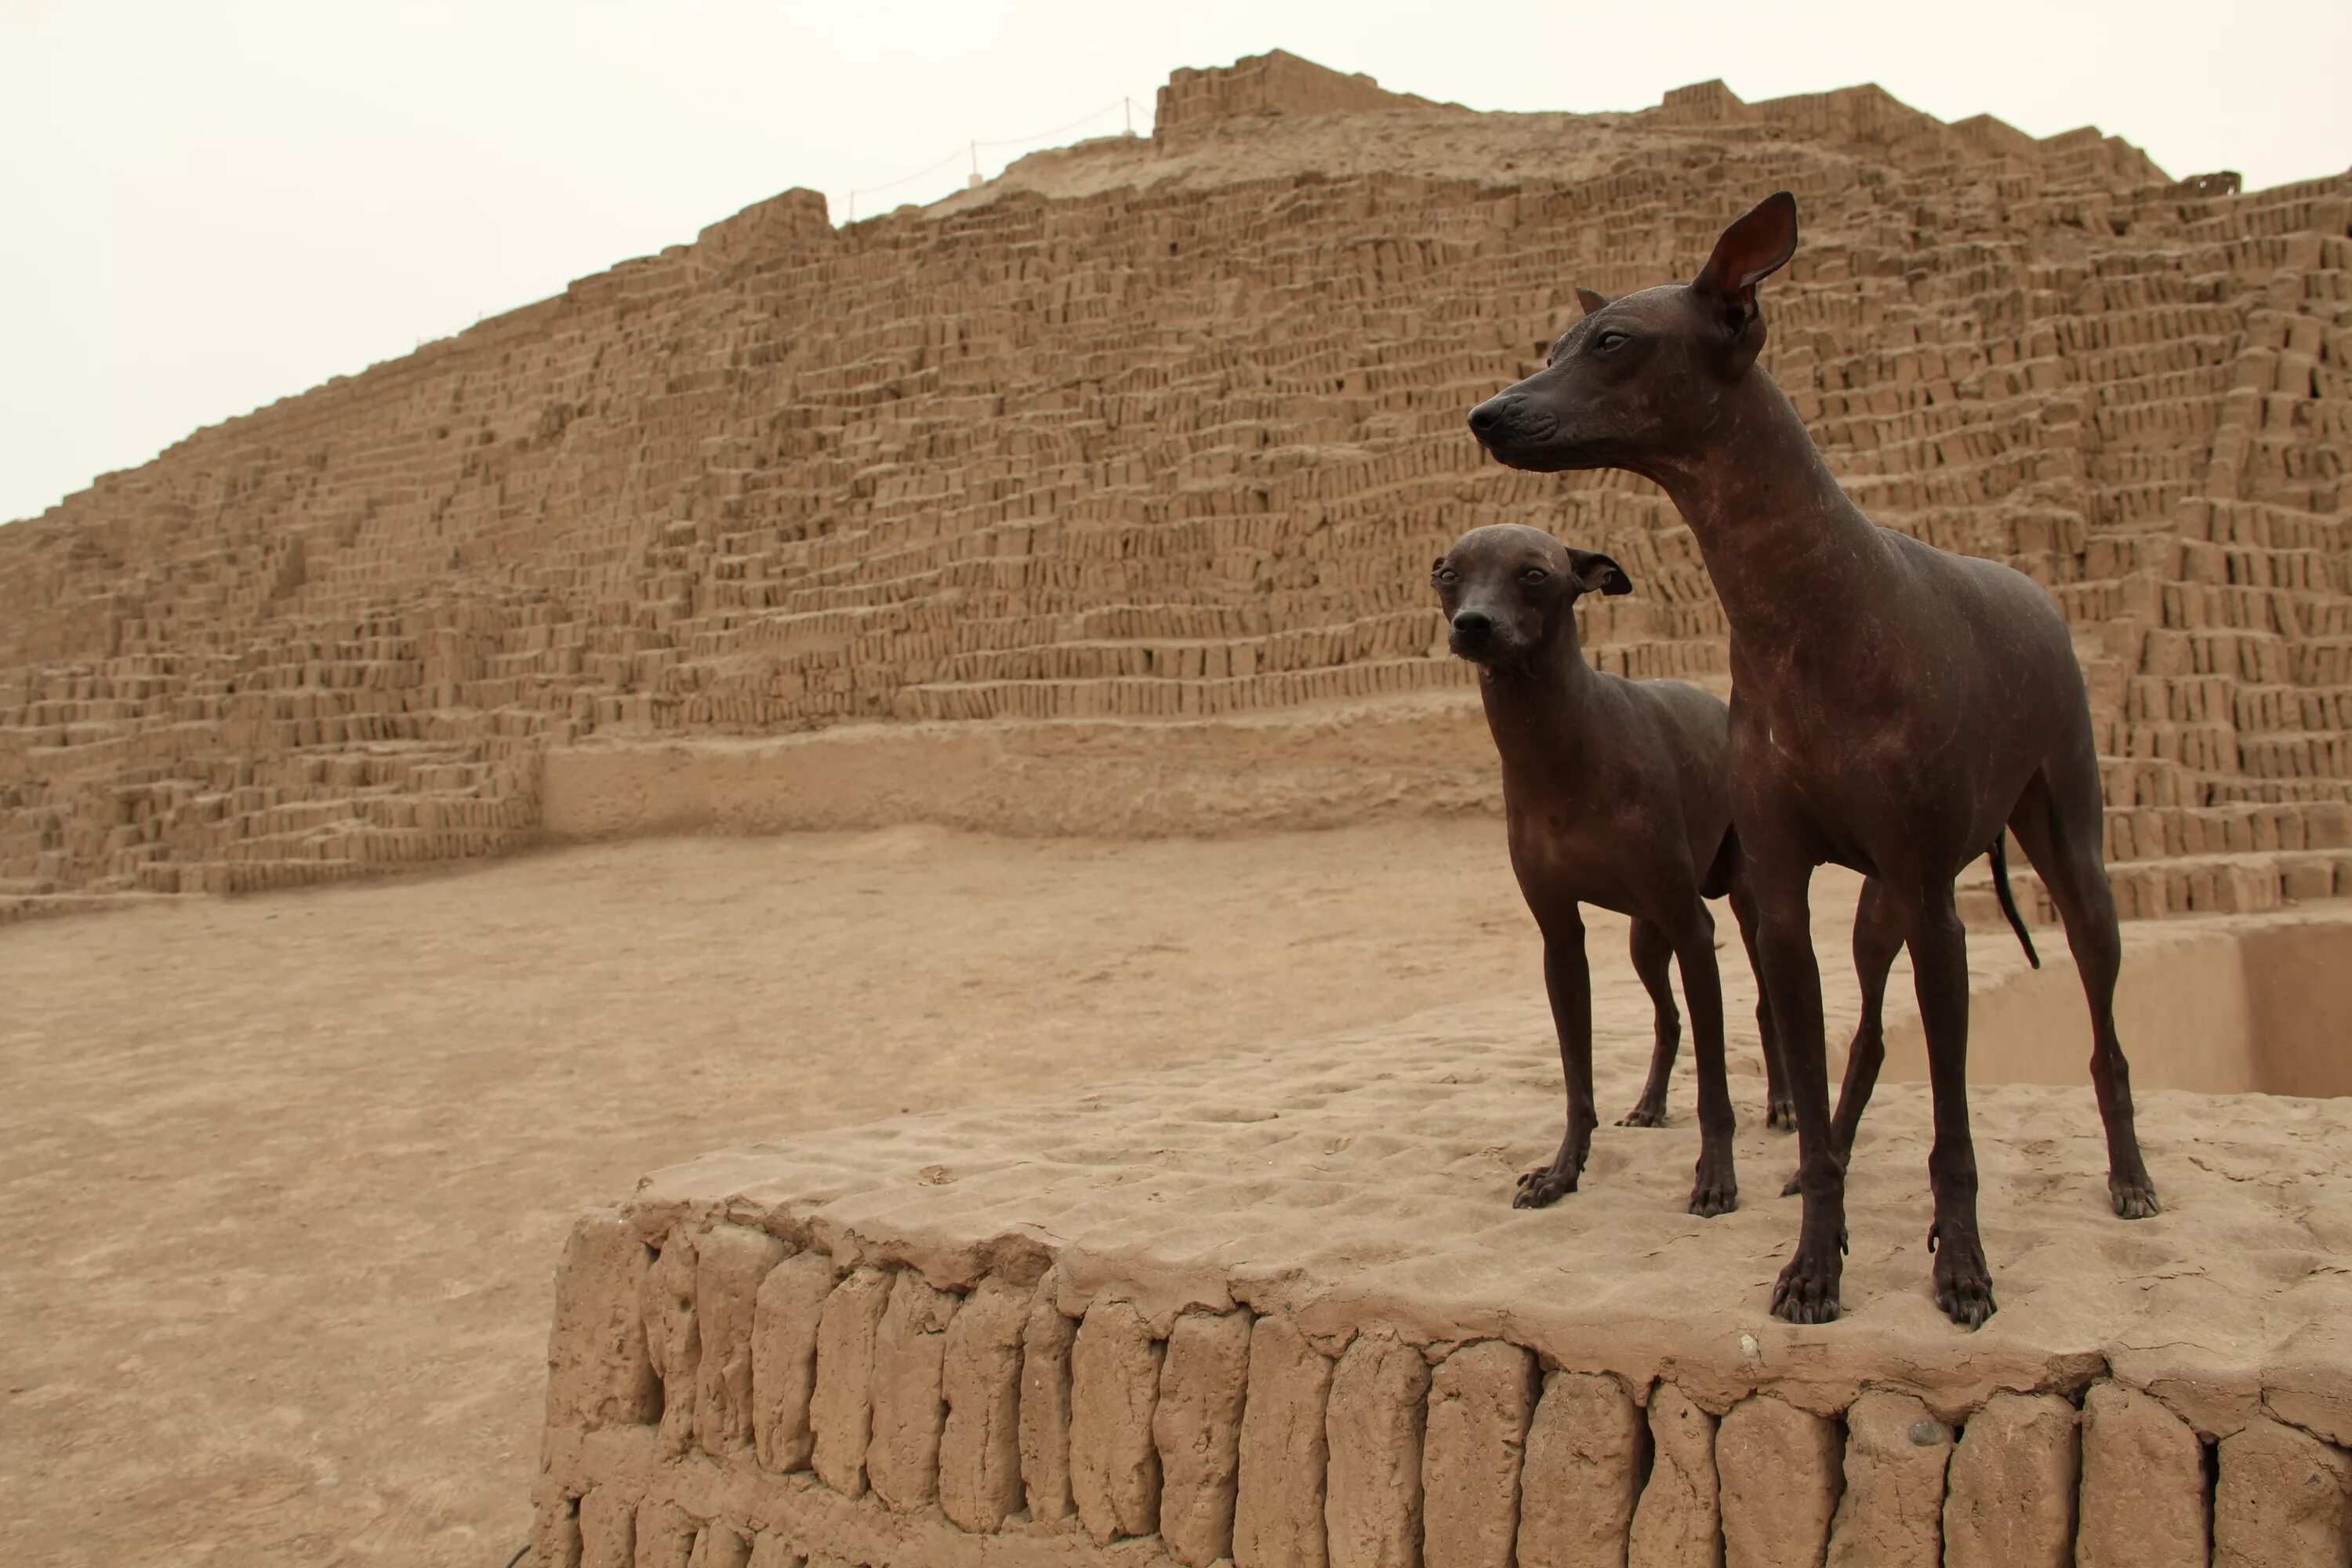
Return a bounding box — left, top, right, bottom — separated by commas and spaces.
1989, 833, 2041, 969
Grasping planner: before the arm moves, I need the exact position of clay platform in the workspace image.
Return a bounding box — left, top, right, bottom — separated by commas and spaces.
532, 908, 2352, 1567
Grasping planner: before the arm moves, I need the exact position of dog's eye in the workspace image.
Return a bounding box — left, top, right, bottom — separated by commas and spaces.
1434, 567, 1459, 585
1518, 567, 1548, 584
1593, 331, 1629, 353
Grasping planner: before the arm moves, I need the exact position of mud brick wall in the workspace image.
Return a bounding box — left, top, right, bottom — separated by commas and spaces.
6, 53, 2351, 910
530, 978, 2352, 1567
1155, 49, 1444, 134
546, 1220, 2352, 1568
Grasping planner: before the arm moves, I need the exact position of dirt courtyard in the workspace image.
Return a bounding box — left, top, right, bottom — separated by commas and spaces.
0, 818, 1873, 1567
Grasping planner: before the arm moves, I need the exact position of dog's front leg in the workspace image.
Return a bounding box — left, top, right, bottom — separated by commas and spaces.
1750, 855, 1845, 1323
1515, 904, 1595, 1210
1907, 886, 1997, 1328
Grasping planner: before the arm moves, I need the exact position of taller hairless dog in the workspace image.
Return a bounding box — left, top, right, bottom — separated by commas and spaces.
1468, 193, 2158, 1328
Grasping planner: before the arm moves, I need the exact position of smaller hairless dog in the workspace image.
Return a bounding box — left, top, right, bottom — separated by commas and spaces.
1435, 522, 1790, 1217
1437, 524, 2041, 1219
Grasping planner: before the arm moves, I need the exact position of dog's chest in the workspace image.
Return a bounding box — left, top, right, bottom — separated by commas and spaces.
1504, 800, 1663, 914
1731, 702, 1943, 874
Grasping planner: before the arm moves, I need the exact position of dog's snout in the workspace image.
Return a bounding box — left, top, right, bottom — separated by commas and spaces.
1468, 396, 1515, 440
1452, 609, 1494, 637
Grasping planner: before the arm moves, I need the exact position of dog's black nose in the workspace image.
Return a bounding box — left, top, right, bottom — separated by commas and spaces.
1453, 610, 1494, 637
1468, 396, 1515, 439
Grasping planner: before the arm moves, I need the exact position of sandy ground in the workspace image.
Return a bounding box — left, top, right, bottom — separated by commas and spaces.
2, 818, 1867, 1568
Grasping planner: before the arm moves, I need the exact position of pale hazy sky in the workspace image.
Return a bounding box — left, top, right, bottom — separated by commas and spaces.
5, 0, 2347, 526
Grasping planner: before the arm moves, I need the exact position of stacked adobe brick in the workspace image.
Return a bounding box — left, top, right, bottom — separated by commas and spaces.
2, 56, 2347, 915
546, 1233, 2336, 1568
1155, 47, 1440, 128
528, 993, 2352, 1567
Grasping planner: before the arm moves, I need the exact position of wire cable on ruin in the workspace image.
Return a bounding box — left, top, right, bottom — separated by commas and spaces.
837, 96, 1145, 223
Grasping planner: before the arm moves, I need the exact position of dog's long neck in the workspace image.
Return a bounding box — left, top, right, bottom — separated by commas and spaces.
1646, 372, 1888, 658
1476, 629, 1600, 796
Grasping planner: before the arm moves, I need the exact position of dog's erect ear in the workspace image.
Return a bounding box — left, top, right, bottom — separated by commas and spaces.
1574, 287, 1611, 317
1566, 548, 1633, 597
1692, 191, 1797, 372
1695, 191, 1798, 299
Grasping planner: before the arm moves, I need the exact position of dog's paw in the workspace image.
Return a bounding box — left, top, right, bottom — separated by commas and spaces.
1930, 1225, 1998, 1329
1687, 1157, 1738, 1219
1513, 1165, 1577, 1209
2110, 1172, 2161, 1220
1771, 1238, 1844, 1324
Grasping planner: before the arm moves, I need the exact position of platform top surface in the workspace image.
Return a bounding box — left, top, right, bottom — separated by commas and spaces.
634, 909, 2352, 1429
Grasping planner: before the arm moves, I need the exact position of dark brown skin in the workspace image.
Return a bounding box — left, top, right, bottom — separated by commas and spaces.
1468, 192, 2158, 1329
1778, 838, 2040, 1203
1434, 523, 1793, 1217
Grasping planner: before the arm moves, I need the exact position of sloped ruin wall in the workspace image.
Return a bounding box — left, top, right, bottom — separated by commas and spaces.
4, 54, 2349, 916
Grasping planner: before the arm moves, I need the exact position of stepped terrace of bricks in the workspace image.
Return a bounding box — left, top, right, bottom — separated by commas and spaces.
4, 51, 2351, 932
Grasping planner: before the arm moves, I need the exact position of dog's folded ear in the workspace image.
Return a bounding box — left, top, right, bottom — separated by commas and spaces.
1566, 549, 1634, 597
1574, 287, 1611, 317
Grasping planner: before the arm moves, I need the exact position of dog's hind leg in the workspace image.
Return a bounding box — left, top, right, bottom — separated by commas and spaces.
1516, 905, 1598, 1210
1665, 900, 1740, 1217
2009, 745, 2160, 1220
1725, 852, 1793, 1131
1782, 877, 1907, 1196
1621, 916, 1680, 1128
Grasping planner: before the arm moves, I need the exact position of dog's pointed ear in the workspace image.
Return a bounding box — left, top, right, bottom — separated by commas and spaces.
1692, 191, 1797, 372
1574, 286, 1611, 317
1566, 549, 1633, 597
1695, 191, 1798, 299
